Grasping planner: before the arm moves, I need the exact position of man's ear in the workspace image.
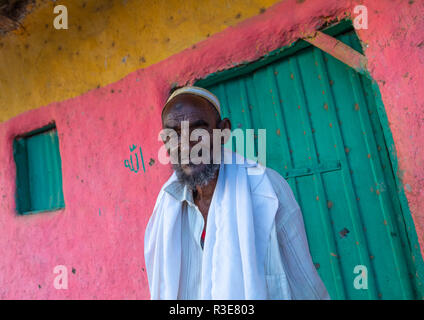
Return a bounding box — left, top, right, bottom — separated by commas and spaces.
218, 118, 231, 131
217, 118, 232, 145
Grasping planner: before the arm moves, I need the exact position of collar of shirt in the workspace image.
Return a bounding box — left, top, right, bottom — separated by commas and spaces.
164, 179, 195, 206
164, 179, 206, 250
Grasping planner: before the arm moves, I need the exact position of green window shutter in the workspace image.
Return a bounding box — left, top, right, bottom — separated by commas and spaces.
13, 124, 65, 214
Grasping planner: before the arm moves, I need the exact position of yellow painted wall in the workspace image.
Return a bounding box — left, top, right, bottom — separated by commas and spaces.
0, 0, 281, 123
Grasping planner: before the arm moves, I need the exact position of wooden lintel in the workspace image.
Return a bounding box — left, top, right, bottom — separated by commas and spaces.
303, 31, 368, 76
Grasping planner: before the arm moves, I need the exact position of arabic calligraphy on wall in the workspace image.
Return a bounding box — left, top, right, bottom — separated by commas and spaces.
124, 144, 146, 174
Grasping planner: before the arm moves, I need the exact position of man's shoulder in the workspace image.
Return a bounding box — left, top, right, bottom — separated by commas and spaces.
266, 168, 297, 205
247, 165, 290, 197
247, 165, 299, 215
154, 171, 180, 201
264, 167, 290, 197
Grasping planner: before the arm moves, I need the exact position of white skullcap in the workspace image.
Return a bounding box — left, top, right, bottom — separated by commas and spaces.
162, 86, 221, 116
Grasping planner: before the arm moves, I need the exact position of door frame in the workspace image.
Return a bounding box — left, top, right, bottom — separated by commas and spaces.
195, 19, 424, 298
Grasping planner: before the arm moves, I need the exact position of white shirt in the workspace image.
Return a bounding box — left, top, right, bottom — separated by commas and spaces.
162, 166, 330, 300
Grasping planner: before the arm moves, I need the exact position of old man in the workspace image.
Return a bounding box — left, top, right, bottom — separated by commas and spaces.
144, 86, 329, 300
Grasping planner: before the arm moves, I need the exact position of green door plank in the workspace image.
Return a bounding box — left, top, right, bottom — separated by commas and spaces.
252, 66, 299, 199
290, 54, 349, 299
312, 45, 379, 299
360, 76, 421, 297
344, 46, 413, 298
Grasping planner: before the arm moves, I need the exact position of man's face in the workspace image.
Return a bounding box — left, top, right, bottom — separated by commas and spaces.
161, 93, 228, 188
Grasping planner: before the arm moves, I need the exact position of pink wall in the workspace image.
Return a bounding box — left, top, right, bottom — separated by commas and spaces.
0, 0, 423, 299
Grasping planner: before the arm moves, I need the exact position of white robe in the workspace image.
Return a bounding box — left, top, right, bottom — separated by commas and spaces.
144, 152, 330, 300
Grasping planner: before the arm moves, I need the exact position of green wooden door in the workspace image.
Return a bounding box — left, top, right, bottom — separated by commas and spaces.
197, 29, 421, 299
